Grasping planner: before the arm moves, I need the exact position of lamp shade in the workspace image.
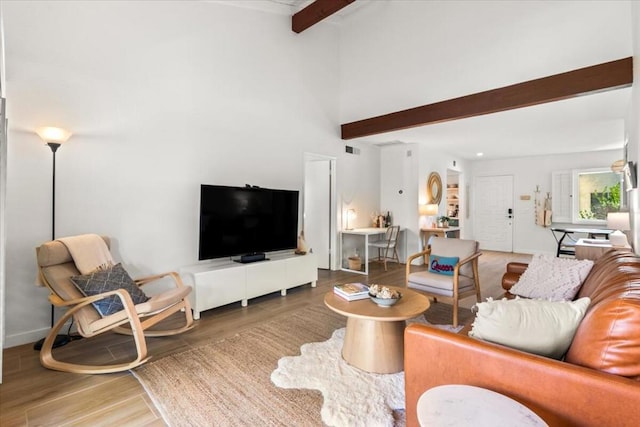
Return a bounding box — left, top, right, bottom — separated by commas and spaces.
607, 212, 630, 231
36, 127, 72, 144
419, 204, 438, 216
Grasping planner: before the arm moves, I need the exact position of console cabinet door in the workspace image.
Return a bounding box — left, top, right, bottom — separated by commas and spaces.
190, 266, 246, 311
245, 260, 283, 299
286, 253, 317, 285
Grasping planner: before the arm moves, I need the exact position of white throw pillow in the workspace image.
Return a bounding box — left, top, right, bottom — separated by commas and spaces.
510, 254, 594, 301
469, 297, 591, 359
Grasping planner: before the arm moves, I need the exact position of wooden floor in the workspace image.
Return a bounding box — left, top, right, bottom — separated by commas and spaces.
0, 250, 530, 426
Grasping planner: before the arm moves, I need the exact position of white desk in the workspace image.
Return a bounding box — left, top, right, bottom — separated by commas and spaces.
340, 227, 393, 275
417, 384, 547, 427
575, 238, 631, 260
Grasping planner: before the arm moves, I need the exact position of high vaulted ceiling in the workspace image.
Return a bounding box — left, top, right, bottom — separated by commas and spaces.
263, 0, 632, 160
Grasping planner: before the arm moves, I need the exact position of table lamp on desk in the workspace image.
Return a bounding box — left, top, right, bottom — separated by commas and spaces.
419, 204, 438, 228
607, 212, 631, 247
345, 208, 356, 230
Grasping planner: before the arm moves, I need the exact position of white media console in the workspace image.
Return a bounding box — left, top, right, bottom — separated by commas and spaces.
180, 252, 317, 320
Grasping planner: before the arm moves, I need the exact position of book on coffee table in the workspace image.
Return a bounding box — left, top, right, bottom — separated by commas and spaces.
334, 283, 370, 301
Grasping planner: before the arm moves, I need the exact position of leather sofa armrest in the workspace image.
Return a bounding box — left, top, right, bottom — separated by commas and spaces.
506, 262, 529, 274
404, 324, 640, 427
501, 262, 529, 290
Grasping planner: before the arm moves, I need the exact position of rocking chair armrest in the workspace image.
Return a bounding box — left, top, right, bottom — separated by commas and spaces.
135, 271, 187, 288
49, 288, 138, 313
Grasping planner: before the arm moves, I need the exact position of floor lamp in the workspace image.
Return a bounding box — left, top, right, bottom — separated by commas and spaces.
33, 126, 73, 350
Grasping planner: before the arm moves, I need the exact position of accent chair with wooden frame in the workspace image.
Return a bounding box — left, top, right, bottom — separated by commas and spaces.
36, 237, 194, 374
406, 236, 481, 327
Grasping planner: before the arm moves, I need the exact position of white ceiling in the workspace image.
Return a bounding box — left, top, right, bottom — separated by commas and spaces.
264, 0, 632, 160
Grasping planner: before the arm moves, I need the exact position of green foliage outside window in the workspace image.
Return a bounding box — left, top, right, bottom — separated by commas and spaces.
578, 182, 620, 220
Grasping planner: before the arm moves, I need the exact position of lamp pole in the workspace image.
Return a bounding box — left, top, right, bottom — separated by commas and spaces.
33, 128, 72, 351
48, 142, 60, 241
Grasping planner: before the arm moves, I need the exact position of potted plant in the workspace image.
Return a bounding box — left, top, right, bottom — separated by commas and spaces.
437, 216, 450, 228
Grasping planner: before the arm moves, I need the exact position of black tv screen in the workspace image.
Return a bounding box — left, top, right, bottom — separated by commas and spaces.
199, 185, 299, 260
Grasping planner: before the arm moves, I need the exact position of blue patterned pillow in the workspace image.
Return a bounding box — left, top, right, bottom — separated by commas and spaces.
71, 263, 149, 316
428, 255, 459, 276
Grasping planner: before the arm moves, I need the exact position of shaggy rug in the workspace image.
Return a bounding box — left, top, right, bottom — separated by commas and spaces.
132, 302, 470, 426
271, 327, 404, 427
270, 317, 463, 427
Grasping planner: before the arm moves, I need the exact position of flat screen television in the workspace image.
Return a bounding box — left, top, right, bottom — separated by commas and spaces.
199, 184, 299, 261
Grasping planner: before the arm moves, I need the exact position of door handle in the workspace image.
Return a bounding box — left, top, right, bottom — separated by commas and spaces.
507, 208, 513, 219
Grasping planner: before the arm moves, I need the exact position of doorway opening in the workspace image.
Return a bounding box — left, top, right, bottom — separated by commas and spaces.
303, 153, 337, 270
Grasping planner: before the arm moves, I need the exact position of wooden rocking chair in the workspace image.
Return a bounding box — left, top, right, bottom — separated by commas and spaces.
36, 236, 194, 374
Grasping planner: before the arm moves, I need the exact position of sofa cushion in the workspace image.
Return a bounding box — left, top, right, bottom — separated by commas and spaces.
509, 254, 593, 301
565, 296, 640, 378
71, 263, 149, 316
469, 297, 590, 359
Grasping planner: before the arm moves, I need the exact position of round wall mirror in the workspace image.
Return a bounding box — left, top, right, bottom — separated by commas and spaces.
427, 172, 442, 204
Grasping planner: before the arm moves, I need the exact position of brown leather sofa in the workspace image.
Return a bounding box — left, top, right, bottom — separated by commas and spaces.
405, 249, 640, 427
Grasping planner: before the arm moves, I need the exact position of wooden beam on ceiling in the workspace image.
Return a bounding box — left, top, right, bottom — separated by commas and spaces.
341, 57, 633, 140
292, 0, 356, 33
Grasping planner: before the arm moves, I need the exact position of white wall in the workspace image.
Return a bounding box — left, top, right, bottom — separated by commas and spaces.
471, 150, 621, 255
380, 143, 419, 261
2, 1, 381, 347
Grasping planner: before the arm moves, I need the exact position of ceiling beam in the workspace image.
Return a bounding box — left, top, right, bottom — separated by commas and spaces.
292, 0, 356, 33
341, 57, 633, 140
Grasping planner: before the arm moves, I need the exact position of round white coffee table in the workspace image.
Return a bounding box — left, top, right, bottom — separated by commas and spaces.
324, 287, 430, 374
417, 384, 548, 426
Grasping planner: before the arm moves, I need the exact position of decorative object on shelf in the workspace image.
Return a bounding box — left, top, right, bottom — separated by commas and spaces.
34, 126, 74, 351
345, 208, 356, 230
370, 211, 387, 228
437, 216, 450, 228
295, 230, 308, 255
607, 212, 631, 247
427, 172, 442, 204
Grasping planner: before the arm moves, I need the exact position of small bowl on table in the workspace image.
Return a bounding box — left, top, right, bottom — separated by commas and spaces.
369, 292, 402, 308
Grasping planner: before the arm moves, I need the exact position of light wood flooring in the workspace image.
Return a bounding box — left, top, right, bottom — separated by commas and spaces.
0, 250, 530, 426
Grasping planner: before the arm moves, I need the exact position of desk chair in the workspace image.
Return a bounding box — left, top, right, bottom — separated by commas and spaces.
369, 225, 400, 271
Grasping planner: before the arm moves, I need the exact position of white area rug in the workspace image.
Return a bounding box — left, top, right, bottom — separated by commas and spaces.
271, 327, 404, 427
407, 316, 465, 333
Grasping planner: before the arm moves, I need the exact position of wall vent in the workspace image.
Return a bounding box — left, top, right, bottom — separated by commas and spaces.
345, 145, 360, 155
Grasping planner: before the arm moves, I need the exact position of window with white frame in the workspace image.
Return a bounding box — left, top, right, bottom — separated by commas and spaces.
552, 168, 622, 224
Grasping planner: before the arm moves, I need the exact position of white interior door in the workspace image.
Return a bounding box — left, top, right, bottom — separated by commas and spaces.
304, 157, 332, 269
474, 175, 514, 252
